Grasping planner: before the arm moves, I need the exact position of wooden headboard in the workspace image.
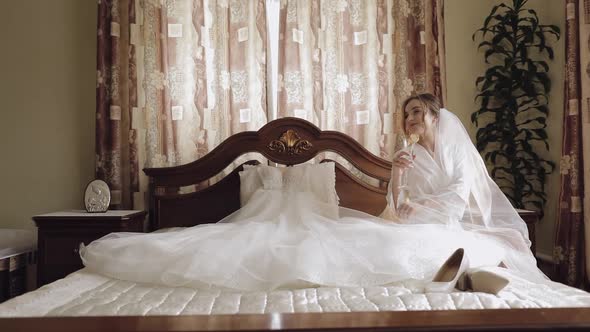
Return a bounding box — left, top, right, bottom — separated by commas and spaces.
143, 117, 392, 231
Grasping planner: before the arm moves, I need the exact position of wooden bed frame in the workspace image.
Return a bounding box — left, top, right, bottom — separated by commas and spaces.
143, 117, 391, 231
1, 117, 589, 331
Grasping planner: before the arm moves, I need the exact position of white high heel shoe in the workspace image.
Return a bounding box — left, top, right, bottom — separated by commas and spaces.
458, 269, 510, 295
425, 248, 469, 293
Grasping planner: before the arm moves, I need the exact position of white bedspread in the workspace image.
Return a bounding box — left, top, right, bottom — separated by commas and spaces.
1, 267, 589, 317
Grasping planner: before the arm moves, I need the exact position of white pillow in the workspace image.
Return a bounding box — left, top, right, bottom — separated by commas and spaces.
257, 165, 283, 190
238, 162, 340, 208
282, 162, 340, 219
302, 162, 339, 206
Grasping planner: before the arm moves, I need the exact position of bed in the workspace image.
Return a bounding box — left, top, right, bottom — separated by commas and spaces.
0, 229, 36, 302
1, 117, 590, 331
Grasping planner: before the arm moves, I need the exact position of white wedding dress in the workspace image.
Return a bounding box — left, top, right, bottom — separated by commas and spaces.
81, 109, 545, 291
82, 162, 509, 291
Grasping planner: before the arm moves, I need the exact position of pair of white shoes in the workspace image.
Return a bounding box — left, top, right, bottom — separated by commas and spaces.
425, 248, 510, 294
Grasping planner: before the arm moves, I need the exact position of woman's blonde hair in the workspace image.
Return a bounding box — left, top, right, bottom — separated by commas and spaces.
401, 93, 442, 118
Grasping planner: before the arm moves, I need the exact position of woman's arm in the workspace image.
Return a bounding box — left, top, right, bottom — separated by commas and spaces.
382, 151, 413, 221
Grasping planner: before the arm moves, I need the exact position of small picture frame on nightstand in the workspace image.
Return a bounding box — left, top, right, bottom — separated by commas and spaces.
84, 179, 111, 213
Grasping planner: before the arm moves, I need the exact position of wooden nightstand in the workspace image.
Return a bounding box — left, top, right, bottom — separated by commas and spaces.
33, 210, 146, 287
516, 209, 538, 255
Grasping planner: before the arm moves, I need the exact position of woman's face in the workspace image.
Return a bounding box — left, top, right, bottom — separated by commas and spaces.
403, 99, 437, 137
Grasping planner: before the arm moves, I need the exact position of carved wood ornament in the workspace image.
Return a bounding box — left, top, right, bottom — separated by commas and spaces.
267, 129, 312, 156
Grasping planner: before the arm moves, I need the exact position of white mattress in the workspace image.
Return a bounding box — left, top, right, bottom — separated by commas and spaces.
1, 267, 590, 317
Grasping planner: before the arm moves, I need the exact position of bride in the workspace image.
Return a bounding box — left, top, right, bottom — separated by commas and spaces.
81, 94, 545, 292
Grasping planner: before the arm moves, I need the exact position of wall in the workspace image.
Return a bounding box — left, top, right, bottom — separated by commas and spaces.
0, 0, 96, 230
445, 0, 565, 258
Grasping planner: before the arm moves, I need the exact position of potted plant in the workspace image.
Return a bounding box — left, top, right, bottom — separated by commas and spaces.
472, 0, 560, 217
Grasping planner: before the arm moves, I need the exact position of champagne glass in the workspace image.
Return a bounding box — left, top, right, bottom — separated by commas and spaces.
395, 134, 417, 209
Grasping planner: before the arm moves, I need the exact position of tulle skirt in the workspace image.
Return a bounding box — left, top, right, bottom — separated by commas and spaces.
80, 189, 513, 291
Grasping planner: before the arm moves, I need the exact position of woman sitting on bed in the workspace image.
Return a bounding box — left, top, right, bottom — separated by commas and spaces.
80, 94, 546, 293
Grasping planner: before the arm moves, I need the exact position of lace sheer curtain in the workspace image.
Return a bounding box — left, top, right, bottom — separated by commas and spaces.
275, 0, 446, 160
96, 0, 446, 209
96, 0, 267, 209
554, 0, 590, 289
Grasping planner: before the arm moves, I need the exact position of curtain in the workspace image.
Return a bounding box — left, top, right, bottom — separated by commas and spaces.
276, 0, 446, 160
554, 0, 590, 289
96, 0, 446, 208
96, 0, 267, 209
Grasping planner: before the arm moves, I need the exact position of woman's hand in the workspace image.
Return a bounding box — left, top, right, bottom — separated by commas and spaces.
392, 151, 415, 171
397, 203, 415, 219
379, 205, 402, 223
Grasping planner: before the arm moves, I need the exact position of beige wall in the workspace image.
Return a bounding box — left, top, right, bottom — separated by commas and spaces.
445, 0, 565, 258
0, 0, 96, 229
